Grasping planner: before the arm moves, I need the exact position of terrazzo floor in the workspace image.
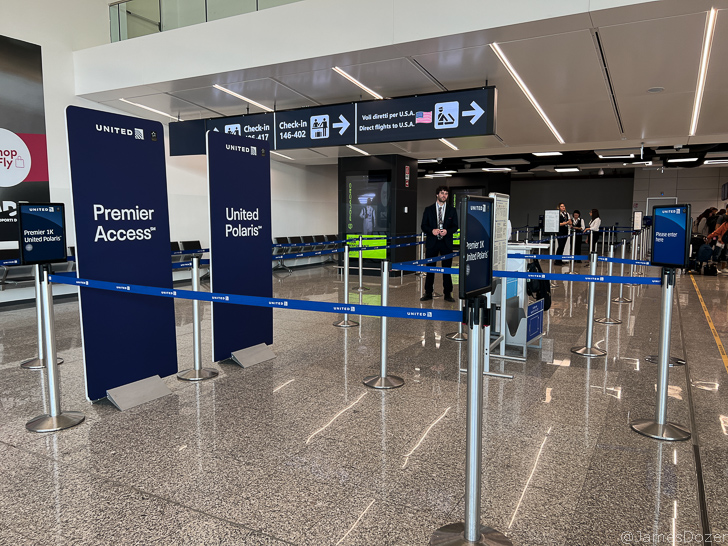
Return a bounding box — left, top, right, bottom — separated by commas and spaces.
1, 260, 727, 545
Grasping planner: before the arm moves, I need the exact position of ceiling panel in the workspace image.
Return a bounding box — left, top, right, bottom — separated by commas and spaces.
599, 12, 707, 140
694, 9, 728, 137
498, 30, 621, 143
414, 45, 559, 147
120, 92, 220, 119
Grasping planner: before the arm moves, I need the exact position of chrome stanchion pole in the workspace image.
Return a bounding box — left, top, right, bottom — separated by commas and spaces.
446, 298, 468, 342
20, 264, 64, 370
630, 268, 690, 441
416, 233, 425, 277
432, 298, 511, 546
539, 228, 542, 242
595, 245, 621, 325
515, 229, 519, 243
569, 229, 577, 275
548, 236, 554, 275
178, 257, 219, 381
334, 244, 359, 327
601, 228, 606, 255
26, 268, 85, 433
364, 261, 403, 389
613, 243, 632, 303
356, 235, 369, 291
571, 253, 607, 357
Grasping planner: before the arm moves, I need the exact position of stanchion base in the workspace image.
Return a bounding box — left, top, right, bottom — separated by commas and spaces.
26, 411, 85, 433
644, 355, 686, 367
630, 419, 691, 441
177, 368, 219, 381
20, 357, 64, 370
594, 317, 622, 325
333, 319, 359, 328
355, 286, 370, 292
363, 375, 404, 389
570, 346, 607, 357
612, 297, 632, 303
431, 522, 512, 545
445, 332, 468, 342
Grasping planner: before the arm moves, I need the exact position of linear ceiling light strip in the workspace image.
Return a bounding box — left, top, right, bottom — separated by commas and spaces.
119, 98, 178, 120
332, 67, 383, 100
212, 84, 274, 112
490, 42, 565, 144
690, 8, 718, 136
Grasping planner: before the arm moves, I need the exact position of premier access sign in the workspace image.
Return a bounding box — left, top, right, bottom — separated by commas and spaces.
170, 87, 496, 155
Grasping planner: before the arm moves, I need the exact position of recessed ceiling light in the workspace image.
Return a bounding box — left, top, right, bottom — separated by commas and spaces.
667, 157, 699, 163
346, 144, 369, 156
704, 159, 728, 165
482, 167, 512, 172
439, 138, 458, 151
332, 67, 383, 100
629, 161, 653, 166
434, 170, 457, 174
213, 84, 274, 112
598, 154, 634, 159
532, 151, 562, 157
647, 87, 665, 93
418, 159, 440, 163
690, 8, 718, 136
119, 98, 178, 120
270, 151, 294, 160
424, 173, 452, 178
555, 167, 580, 173
491, 42, 565, 144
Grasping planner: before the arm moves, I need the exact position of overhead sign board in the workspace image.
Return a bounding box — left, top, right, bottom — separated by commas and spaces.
170, 87, 497, 155
357, 88, 495, 144
459, 195, 494, 299
651, 204, 690, 268
18, 203, 66, 265
275, 103, 354, 150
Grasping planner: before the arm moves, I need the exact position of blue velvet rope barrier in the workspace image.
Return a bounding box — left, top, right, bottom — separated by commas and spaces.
494, 270, 661, 285
272, 247, 344, 260
172, 248, 209, 255
48, 274, 462, 323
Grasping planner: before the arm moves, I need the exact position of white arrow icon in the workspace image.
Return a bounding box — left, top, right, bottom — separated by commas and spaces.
462, 101, 484, 125
332, 114, 350, 135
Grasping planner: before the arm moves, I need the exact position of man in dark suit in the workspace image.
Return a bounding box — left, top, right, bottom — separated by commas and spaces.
420, 185, 459, 302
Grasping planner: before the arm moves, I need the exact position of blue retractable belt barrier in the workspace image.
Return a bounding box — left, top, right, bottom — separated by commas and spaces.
0, 259, 19, 266
392, 264, 458, 274
172, 248, 209, 255
508, 254, 588, 261
494, 270, 661, 285
49, 274, 462, 322
272, 247, 344, 260
597, 256, 651, 266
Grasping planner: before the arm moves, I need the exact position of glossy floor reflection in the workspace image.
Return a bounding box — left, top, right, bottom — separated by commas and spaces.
0, 264, 726, 545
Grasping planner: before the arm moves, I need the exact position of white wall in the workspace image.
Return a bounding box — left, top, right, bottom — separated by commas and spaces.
633, 167, 728, 219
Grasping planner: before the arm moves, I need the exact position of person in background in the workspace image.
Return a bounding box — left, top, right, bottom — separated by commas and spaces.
584, 208, 601, 255
696, 208, 715, 236
420, 186, 459, 302
359, 198, 375, 235
571, 209, 585, 262
705, 220, 728, 274
554, 202, 571, 265
707, 207, 723, 234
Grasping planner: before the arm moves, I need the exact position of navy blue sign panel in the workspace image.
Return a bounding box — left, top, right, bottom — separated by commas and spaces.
206, 113, 273, 144
207, 131, 272, 362
459, 196, 494, 299
652, 204, 691, 268
66, 106, 177, 401
275, 103, 355, 150
18, 203, 66, 265
357, 88, 496, 144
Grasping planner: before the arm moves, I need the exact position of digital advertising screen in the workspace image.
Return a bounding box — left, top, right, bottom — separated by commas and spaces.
18, 203, 66, 265
652, 204, 690, 268
459, 196, 494, 299
344, 171, 389, 244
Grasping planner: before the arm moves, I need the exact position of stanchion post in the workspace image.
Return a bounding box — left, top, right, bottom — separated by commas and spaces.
20, 264, 64, 370
334, 244, 359, 327
548, 236, 554, 275
26, 268, 85, 433
595, 245, 621, 325
364, 261, 403, 389
178, 257, 219, 381
570, 253, 607, 357
613, 243, 632, 303
431, 298, 511, 546
630, 268, 690, 441
446, 298, 468, 342
356, 235, 369, 292
416, 233, 424, 277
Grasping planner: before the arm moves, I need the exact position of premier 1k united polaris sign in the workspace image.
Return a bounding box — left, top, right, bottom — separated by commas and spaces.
207, 131, 272, 362
66, 106, 177, 401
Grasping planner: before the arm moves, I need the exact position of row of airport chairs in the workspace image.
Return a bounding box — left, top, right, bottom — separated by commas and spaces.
273, 234, 339, 272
